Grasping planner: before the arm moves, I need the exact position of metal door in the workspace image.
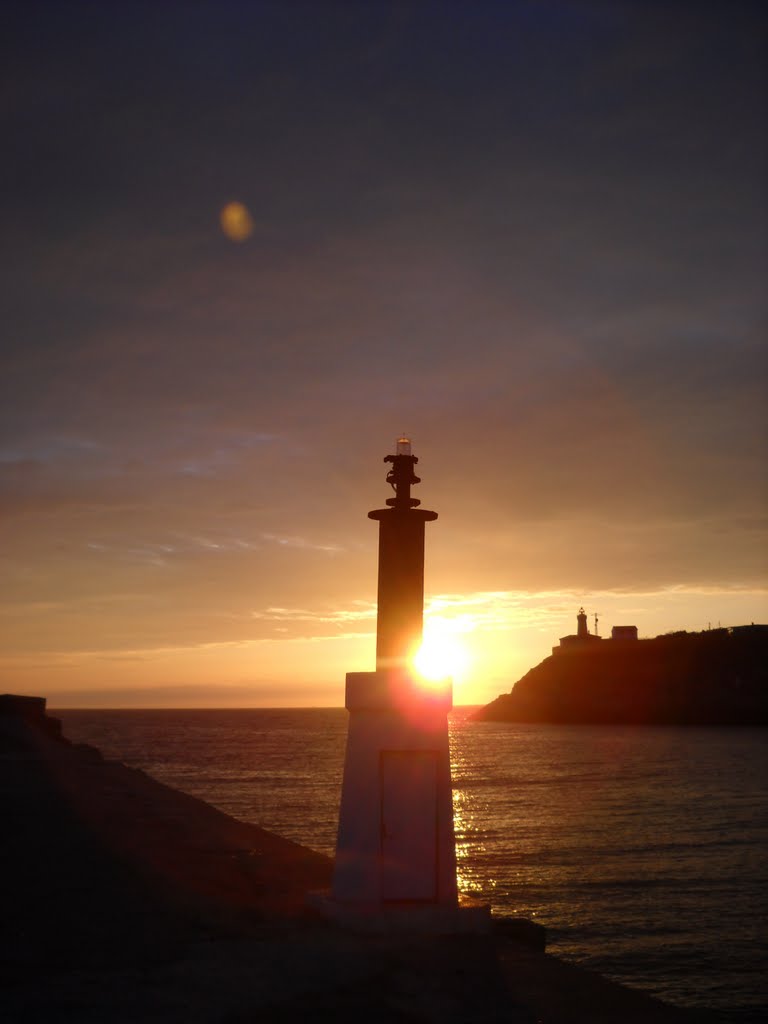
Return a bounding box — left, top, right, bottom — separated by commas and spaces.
380, 750, 438, 902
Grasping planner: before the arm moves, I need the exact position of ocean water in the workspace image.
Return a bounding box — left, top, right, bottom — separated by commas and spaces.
56, 708, 767, 1022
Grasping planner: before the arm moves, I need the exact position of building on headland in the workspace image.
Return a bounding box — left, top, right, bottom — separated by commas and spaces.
553, 607, 638, 655
611, 624, 639, 641
478, 613, 768, 725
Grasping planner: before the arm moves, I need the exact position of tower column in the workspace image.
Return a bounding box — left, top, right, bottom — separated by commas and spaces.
370, 508, 436, 670
369, 435, 438, 669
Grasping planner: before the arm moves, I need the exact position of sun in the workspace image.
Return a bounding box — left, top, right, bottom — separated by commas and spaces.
412, 618, 471, 682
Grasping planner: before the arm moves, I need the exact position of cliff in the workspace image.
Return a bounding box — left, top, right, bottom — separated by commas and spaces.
476, 625, 768, 725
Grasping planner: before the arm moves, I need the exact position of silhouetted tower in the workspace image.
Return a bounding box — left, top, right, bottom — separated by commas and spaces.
311, 439, 489, 931
577, 607, 589, 638
369, 436, 437, 670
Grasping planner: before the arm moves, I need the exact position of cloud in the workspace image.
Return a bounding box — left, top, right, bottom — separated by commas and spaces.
260, 534, 343, 554
252, 603, 376, 625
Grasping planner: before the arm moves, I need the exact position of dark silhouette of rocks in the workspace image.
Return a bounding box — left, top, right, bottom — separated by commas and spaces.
477, 626, 768, 725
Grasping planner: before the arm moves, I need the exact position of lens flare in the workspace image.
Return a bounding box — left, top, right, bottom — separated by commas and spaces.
220, 201, 254, 242
412, 618, 471, 682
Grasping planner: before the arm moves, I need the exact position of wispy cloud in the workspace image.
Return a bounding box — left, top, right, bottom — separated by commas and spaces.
260, 533, 342, 554
251, 602, 376, 625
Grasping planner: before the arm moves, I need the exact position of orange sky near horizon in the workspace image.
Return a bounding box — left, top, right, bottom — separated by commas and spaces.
6, 578, 766, 708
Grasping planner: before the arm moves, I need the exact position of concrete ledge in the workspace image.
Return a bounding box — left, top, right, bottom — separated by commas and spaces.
0, 694, 48, 717
307, 890, 492, 935
345, 670, 452, 712
492, 913, 547, 951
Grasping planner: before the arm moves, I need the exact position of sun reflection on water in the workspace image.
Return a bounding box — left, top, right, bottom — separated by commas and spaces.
452, 785, 494, 895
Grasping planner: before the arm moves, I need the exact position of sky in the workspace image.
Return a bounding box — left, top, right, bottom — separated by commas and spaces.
2, 0, 766, 707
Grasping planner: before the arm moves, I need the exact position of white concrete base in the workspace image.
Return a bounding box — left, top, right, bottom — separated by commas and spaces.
332, 669, 458, 907
307, 890, 492, 935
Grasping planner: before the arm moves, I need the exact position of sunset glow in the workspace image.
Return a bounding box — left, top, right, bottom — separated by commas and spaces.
2, 3, 765, 709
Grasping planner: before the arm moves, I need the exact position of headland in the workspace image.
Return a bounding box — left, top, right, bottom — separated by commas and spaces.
477, 619, 768, 725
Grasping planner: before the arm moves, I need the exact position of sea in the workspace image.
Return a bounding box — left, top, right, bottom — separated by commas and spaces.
55, 708, 767, 1022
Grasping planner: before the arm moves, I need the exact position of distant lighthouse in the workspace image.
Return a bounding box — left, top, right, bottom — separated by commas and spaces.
577, 607, 589, 639
310, 439, 488, 932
